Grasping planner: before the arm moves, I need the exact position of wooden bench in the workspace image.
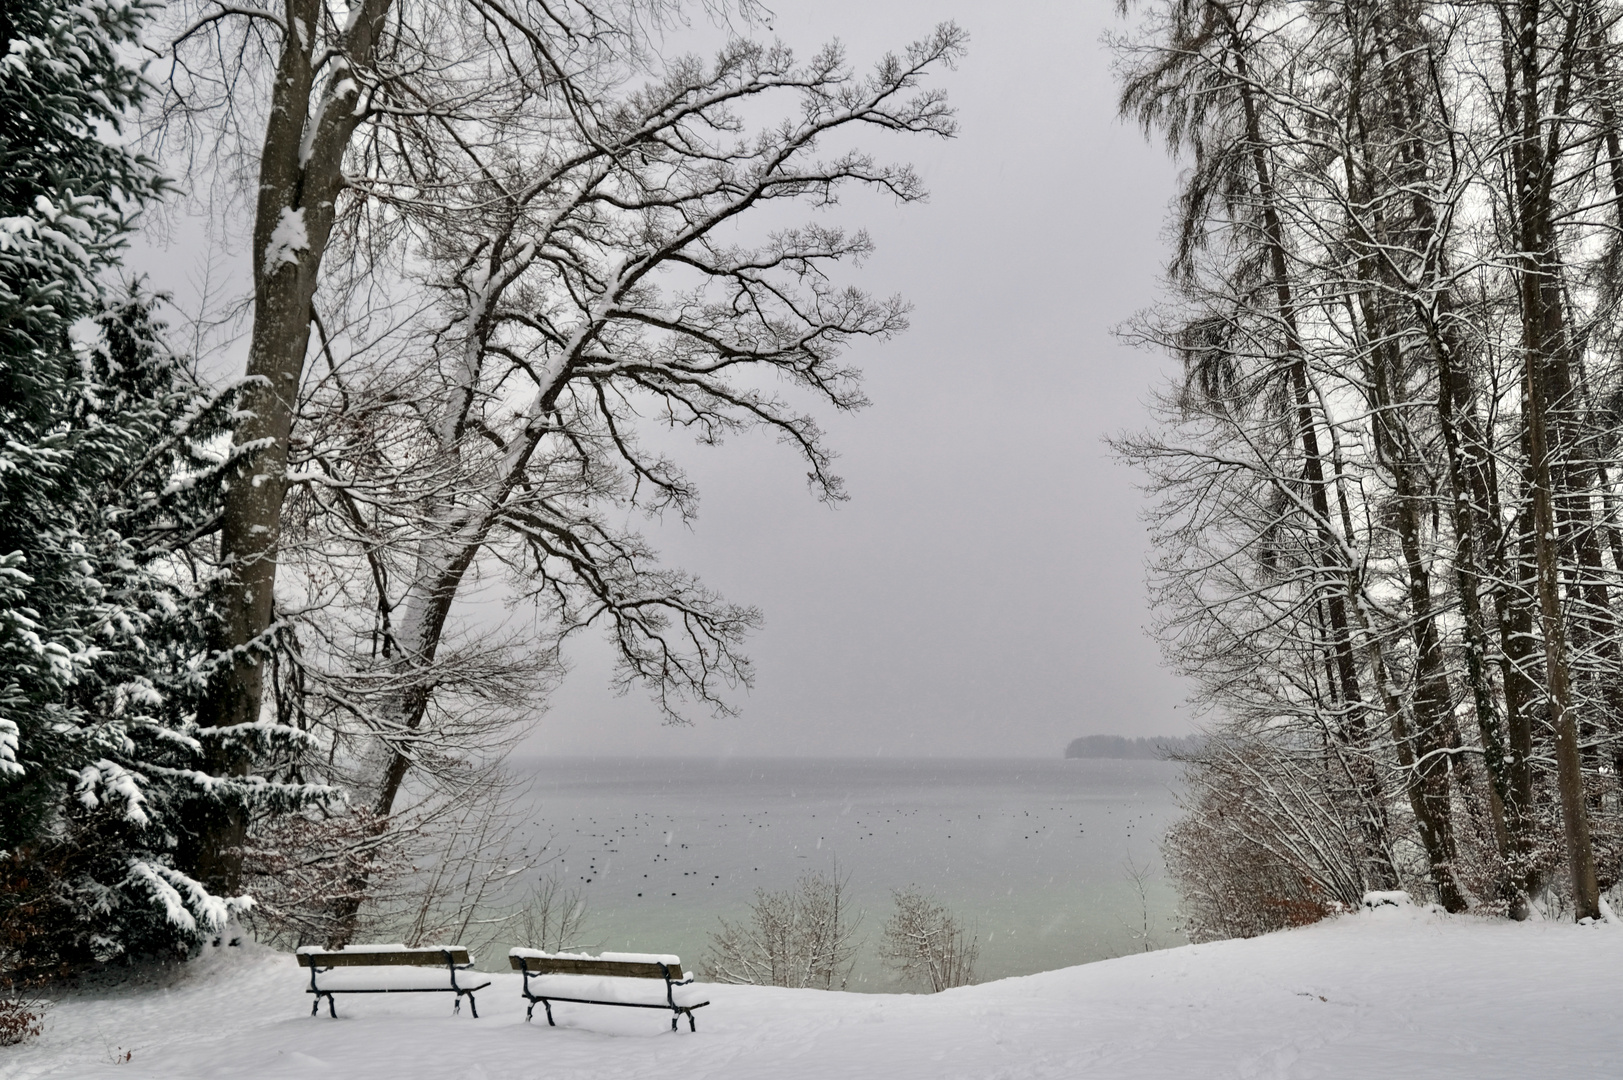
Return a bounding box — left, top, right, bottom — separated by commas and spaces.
296, 945, 491, 1018
509, 949, 709, 1031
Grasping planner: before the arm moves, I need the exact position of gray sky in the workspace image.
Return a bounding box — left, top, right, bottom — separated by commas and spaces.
526, 1, 1192, 758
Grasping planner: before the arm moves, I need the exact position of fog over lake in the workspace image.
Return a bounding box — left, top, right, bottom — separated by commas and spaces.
501, 756, 1184, 987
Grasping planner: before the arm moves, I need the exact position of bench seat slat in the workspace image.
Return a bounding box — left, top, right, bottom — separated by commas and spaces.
307, 985, 493, 995
508, 955, 683, 980
299, 948, 471, 968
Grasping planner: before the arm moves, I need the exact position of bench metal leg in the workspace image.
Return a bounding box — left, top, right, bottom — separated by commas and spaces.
660, 964, 698, 1033
445, 950, 480, 1018
309, 966, 337, 1018
543, 999, 555, 1026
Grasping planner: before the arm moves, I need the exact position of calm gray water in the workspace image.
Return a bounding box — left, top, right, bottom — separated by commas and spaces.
502, 756, 1185, 988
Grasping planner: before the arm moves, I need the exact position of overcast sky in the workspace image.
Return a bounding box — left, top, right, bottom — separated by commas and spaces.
517, 0, 1191, 758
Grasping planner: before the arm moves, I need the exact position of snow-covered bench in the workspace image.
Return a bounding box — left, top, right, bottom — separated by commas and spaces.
508, 949, 709, 1031
296, 945, 491, 1019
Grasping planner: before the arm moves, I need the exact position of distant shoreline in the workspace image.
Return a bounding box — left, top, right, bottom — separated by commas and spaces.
506, 752, 1176, 764
1064, 735, 1202, 760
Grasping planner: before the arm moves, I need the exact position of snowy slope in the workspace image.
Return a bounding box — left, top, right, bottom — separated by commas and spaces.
5, 904, 1618, 1080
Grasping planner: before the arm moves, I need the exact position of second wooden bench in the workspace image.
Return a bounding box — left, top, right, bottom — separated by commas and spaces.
508, 949, 709, 1031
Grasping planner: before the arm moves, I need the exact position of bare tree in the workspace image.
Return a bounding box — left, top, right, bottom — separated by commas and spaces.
241, 771, 547, 951
146, 0, 965, 913
706, 867, 862, 989
1120, 853, 1159, 952
518, 873, 593, 954
878, 887, 977, 993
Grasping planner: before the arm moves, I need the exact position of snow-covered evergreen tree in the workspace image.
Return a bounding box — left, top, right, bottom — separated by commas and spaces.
0, 0, 320, 974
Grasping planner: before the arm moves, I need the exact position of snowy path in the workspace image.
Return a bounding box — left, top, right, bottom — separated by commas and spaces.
6, 905, 1618, 1079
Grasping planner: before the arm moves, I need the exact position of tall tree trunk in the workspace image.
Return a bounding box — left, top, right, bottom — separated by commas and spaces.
194, 0, 396, 894
327, 241, 540, 939
1570, 3, 1623, 789
1364, 310, 1469, 911
1505, 0, 1602, 920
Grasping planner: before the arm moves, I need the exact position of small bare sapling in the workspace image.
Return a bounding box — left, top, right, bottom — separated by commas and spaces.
879, 887, 978, 992
519, 872, 592, 953
1121, 852, 1157, 952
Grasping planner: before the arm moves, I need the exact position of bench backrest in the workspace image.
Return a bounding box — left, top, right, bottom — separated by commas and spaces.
297, 947, 471, 968
509, 955, 684, 980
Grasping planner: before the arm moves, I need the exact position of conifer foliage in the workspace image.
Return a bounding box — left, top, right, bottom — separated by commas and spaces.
0, 0, 315, 975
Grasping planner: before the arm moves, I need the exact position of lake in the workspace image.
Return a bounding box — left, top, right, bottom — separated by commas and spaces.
502, 756, 1186, 988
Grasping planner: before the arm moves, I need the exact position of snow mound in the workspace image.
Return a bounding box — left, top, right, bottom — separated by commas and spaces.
9, 912, 1621, 1079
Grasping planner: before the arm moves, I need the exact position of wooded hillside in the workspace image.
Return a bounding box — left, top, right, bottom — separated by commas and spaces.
1117, 0, 1623, 936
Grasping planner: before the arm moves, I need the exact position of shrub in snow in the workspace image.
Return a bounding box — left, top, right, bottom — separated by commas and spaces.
878, 887, 978, 993
706, 869, 862, 990
0, 0, 322, 976
1162, 737, 1357, 942
0, 995, 45, 1046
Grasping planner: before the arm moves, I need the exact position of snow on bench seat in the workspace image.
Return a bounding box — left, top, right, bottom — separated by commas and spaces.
510, 948, 682, 967
296, 944, 473, 966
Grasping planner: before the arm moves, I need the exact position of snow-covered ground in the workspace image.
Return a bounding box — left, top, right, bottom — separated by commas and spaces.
6, 903, 1618, 1079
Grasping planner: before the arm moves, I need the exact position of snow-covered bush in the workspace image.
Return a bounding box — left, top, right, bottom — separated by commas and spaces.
707, 869, 863, 990
1162, 737, 1348, 942
878, 887, 977, 992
